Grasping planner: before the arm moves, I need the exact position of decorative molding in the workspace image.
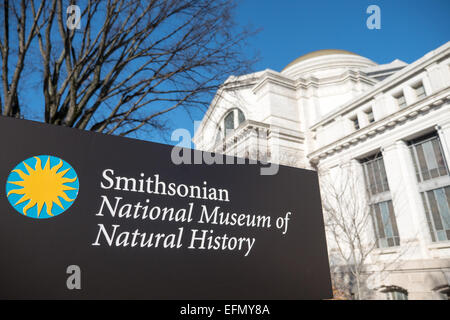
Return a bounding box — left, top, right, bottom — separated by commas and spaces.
311, 42, 450, 130
309, 88, 450, 163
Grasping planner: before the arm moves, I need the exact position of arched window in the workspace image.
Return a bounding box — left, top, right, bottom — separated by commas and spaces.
433, 285, 450, 300
224, 111, 235, 133
237, 109, 245, 124
216, 108, 246, 141
380, 286, 408, 300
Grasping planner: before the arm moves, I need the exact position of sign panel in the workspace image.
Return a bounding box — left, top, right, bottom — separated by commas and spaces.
0, 116, 332, 299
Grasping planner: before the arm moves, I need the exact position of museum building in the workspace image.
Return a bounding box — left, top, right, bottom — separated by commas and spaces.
193, 42, 450, 299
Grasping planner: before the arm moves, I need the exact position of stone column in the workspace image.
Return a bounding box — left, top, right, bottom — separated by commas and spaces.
381, 140, 431, 259
403, 86, 417, 106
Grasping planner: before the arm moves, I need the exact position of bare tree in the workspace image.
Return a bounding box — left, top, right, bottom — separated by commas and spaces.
319, 162, 411, 300
319, 163, 374, 299
1, 0, 255, 137
0, 0, 46, 118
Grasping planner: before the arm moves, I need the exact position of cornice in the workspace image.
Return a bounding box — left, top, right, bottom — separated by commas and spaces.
252, 70, 296, 94
308, 88, 450, 164
252, 69, 377, 95
310, 42, 450, 130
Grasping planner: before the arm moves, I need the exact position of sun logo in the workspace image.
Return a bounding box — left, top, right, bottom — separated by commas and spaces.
5, 155, 79, 219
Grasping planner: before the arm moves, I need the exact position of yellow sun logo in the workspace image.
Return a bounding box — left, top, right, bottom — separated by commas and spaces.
6, 156, 79, 219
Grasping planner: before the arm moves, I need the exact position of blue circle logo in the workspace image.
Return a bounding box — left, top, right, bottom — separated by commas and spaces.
6, 155, 79, 219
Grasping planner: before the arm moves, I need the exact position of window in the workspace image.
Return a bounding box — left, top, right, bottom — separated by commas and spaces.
365, 108, 375, 124
214, 108, 247, 145
387, 291, 407, 300
224, 111, 235, 135
380, 286, 408, 300
362, 155, 400, 248
386, 289, 408, 300
409, 133, 450, 243
238, 109, 245, 124
395, 92, 407, 108
222, 108, 246, 137
371, 201, 400, 248
409, 134, 449, 182
362, 156, 390, 196
421, 186, 450, 242
434, 286, 450, 300
413, 82, 426, 100
350, 115, 360, 130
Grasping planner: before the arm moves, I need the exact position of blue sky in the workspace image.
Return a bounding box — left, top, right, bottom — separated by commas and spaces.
165, 0, 450, 147
15, 1, 450, 146
237, 0, 450, 71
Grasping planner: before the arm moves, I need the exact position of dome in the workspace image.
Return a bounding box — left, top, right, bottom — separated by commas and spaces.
281, 49, 376, 79
282, 49, 360, 71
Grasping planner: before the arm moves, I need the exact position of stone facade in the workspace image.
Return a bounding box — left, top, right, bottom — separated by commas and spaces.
194, 43, 450, 299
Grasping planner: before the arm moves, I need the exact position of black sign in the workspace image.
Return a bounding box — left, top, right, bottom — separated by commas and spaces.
0, 116, 331, 299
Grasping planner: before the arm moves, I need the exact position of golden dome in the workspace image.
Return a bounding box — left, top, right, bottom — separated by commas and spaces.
283, 49, 360, 71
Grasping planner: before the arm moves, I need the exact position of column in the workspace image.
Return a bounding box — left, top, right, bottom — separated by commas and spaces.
381, 140, 431, 258
403, 86, 417, 106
